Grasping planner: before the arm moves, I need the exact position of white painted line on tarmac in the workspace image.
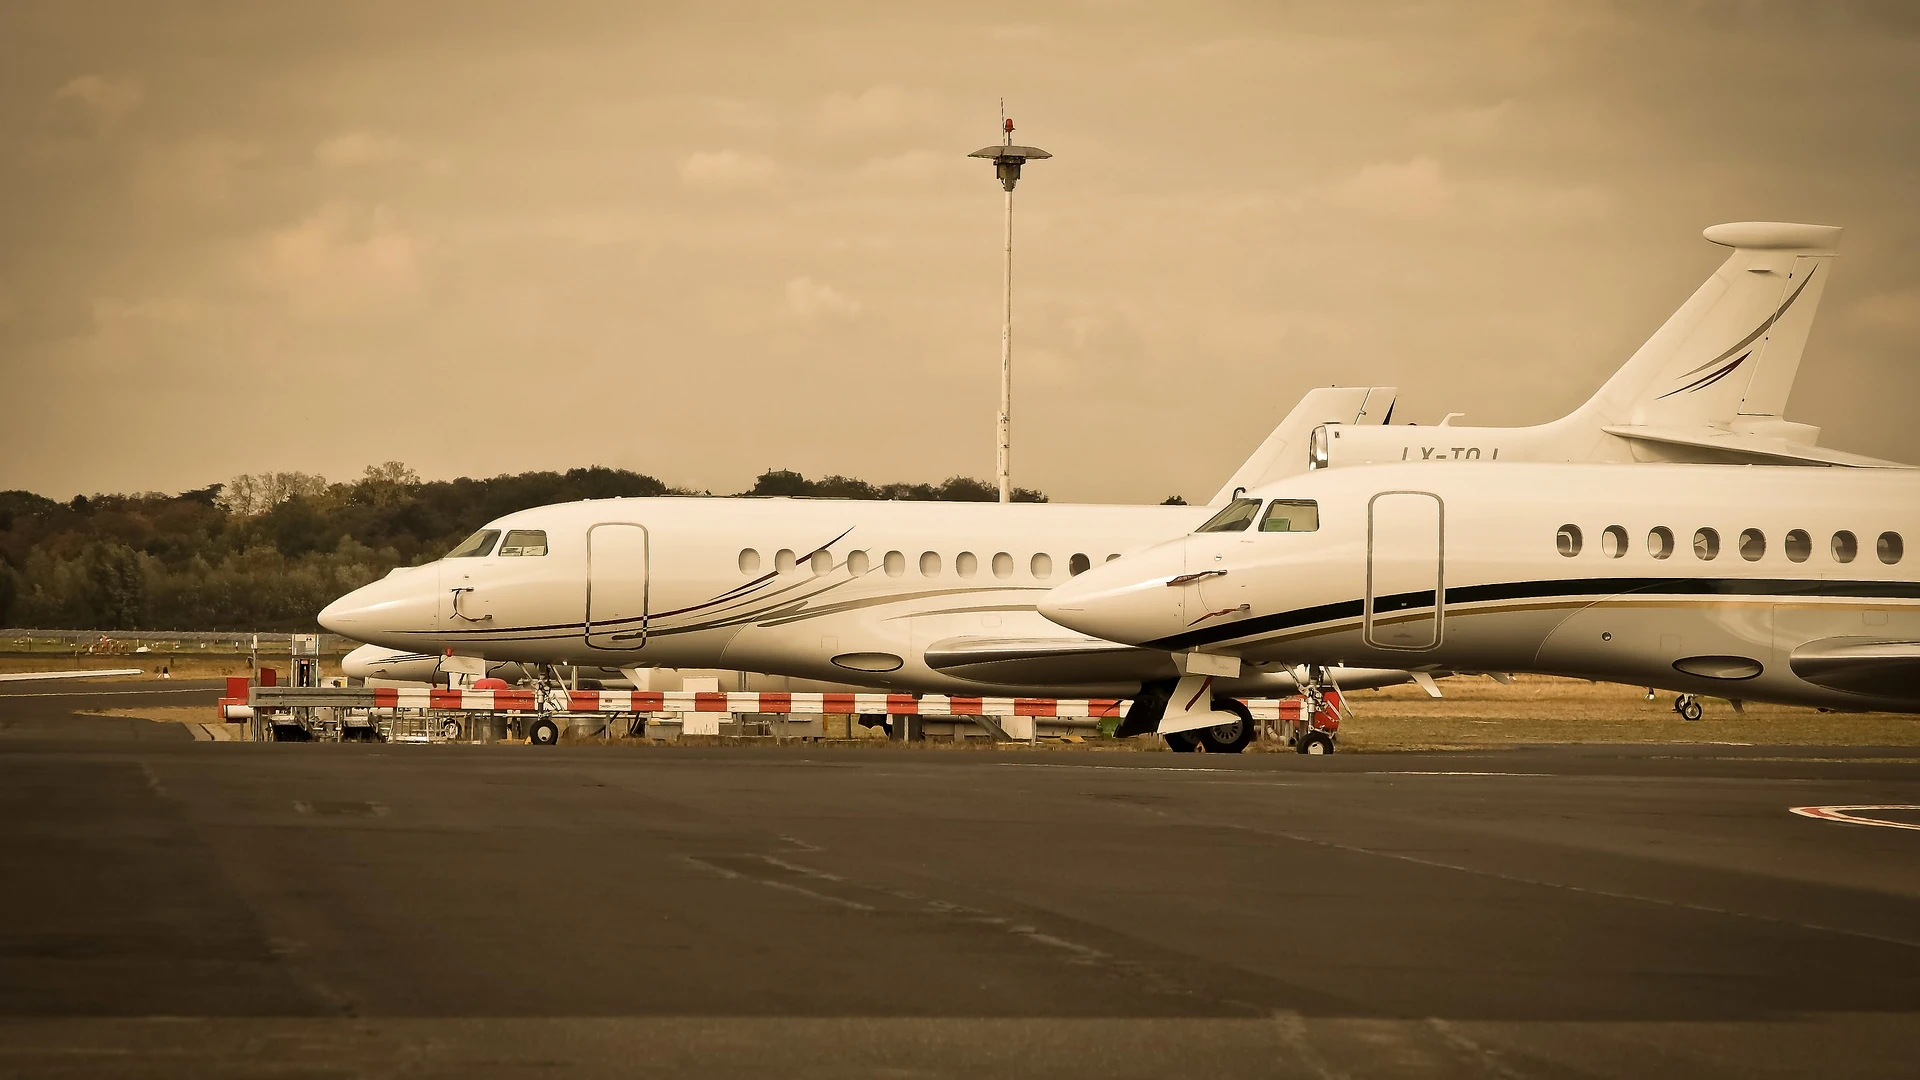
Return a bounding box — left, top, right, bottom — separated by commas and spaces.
1789, 805, 1920, 832
0, 687, 216, 699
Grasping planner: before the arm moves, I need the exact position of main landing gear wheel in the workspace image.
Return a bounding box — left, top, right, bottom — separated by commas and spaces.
440, 718, 463, 741
1297, 730, 1335, 755
1196, 698, 1255, 754
528, 717, 560, 745
1163, 732, 1199, 752
1674, 694, 1704, 722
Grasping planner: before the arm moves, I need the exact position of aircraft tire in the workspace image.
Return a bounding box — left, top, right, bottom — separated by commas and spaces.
528, 717, 560, 745
1676, 695, 1704, 722
440, 718, 463, 740
1297, 731, 1335, 755
1197, 698, 1255, 754
1163, 732, 1199, 752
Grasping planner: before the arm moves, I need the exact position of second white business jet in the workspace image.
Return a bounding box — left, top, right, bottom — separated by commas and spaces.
316, 220, 1874, 750
1038, 462, 1920, 732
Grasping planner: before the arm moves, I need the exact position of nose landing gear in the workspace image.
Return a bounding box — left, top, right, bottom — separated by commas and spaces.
1674, 694, 1704, 722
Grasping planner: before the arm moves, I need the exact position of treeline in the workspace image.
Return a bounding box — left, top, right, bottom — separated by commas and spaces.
0, 464, 1048, 632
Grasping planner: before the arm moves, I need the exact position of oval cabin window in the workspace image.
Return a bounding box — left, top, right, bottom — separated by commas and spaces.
1832, 531, 1858, 564
919, 551, 941, 578
847, 550, 870, 576
1879, 532, 1904, 565
1069, 553, 1092, 576
775, 548, 797, 573
1738, 529, 1765, 562
1556, 525, 1583, 557
810, 550, 833, 575
992, 552, 1014, 579
1784, 530, 1811, 563
1694, 528, 1720, 561
1648, 527, 1674, 560
884, 550, 906, 577
739, 548, 761, 575
1031, 553, 1053, 580
1601, 526, 1627, 559
956, 551, 979, 578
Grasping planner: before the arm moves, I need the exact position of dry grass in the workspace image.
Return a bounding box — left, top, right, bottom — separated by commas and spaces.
82, 706, 216, 725
1333, 675, 1920, 750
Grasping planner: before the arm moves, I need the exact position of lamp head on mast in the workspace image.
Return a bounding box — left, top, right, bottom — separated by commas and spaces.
969, 115, 1050, 193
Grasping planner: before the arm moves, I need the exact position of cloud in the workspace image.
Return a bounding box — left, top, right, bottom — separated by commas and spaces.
315, 131, 407, 168
785, 276, 861, 319
817, 86, 944, 135
135, 134, 262, 204
1852, 286, 1920, 331
247, 202, 424, 316
858, 150, 948, 184
679, 149, 779, 188
1330, 156, 1455, 218
1414, 100, 1515, 142
52, 73, 143, 132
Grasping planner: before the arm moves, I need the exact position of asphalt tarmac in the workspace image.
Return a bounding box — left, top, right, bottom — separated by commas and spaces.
3, 680, 1918, 1078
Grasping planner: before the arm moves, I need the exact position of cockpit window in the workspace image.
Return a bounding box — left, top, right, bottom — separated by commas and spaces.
499, 529, 549, 556
445, 529, 500, 558
1195, 498, 1260, 533
1259, 499, 1319, 533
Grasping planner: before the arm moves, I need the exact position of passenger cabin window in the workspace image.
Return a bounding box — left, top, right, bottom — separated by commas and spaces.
1069, 553, 1091, 576
956, 551, 979, 578
1694, 528, 1720, 561
1739, 529, 1765, 562
775, 549, 797, 573
1601, 525, 1627, 559
739, 548, 761, 575
992, 552, 1014, 579
847, 550, 870, 576
810, 550, 832, 575
1556, 525, 1582, 558
1648, 527, 1674, 560
1784, 530, 1811, 563
919, 551, 941, 578
884, 550, 906, 577
1031, 553, 1053, 579
1832, 531, 1858, 564
445, 529, 500, 558
499, 530, 548, 556
1195, 498, 1259, 533
1879, 532, 1904, 565
1259, 500, 1319, 533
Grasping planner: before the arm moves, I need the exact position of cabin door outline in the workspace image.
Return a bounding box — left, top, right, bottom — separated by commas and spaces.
585, 522, 650, 651
1365, 491, 1444, 651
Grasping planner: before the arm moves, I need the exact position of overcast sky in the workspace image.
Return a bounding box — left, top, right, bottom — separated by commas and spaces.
2, 1, 1916, 503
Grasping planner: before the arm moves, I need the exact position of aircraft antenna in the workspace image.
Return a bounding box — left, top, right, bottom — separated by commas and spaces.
968, 107, 1050, 503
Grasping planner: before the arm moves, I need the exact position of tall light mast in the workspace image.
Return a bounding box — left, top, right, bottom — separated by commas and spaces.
968, 109, 1049, 503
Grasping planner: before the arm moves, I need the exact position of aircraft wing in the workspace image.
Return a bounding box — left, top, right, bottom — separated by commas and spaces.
1603, 425, 1911, 468
922, 636, 1181, 684
1789, 638, 1920, 700
0, 668, 144, 683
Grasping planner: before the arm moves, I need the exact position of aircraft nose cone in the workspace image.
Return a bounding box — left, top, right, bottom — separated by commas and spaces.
1038, 541, 1188, 646
317, 568, 438, 645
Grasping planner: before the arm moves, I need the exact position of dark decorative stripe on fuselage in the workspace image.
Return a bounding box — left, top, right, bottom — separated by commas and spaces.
1142, 576, 1920, 652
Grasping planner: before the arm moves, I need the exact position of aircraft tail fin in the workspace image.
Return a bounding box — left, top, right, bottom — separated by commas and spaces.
1568, 222, 1840, 431
1209, 386, 1395, 504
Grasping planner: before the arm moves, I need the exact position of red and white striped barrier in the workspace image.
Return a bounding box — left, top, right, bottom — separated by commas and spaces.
356, 686, 1339, 725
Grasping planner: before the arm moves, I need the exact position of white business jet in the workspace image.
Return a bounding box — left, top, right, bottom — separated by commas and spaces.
1038, 462, 1920, 733
317, 221, 1873, 750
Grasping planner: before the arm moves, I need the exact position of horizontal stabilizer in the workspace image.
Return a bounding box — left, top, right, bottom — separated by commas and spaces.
1790, 637, 1920, 698
1603, 425, 1911, 468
